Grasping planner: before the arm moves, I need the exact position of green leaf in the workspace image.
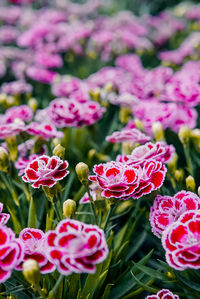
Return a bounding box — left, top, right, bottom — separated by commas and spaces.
101, 284, 114, 299
130, 271, 158, 293
28, 196, 36, 228
175, 271, 200, 293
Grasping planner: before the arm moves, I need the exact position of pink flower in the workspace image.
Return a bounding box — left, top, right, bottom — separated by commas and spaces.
0, 203, 10, 225
117, 142, 175, 166
15, 154, 38, 176
79, 191, 97, 204
45, 219, 108, 275
162, 210, 200, 270
17, 228, 56, 274
34, 52, 63, 69
2, 105, 33, 124
150, 191, 200, 238
25, 122, 64, 141
47, 98, 105, 128
26, 66, 58, 84
146, 289, 179, 299
52, 77, 82, 98
0, 122, 25, 140
22, 155, 69, 188
0, 225, 24, 283
1, 81, 32, 95
106, 128, 150, 144
89, 161, 141, 199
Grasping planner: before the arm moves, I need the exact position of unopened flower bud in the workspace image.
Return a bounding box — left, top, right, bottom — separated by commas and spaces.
22, 259, 40, 285
0, 93, 7, 104
28, 98, 38, 112
134, 118, 144, 131
178, 126, 191, 144
75, 162, 89, 186
119, 107, 132, 124
63, 199, 76, 218
167, 153, 178, 171
174, 169, 184, 183
53, 144, 65, 160
104, 82, 113, 93
89, 88, 101, 102
152, 121, 165, 141
0, 147, 9, 172
6, 96, 17, 107
186, 175, 196, 191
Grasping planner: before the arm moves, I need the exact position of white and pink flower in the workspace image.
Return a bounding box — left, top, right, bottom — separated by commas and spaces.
0, 203, 10, 225
45, 219, 108, 275
150, 191, 200, 238
25, 122, 64, 141
146, 289, 179, 299
22, 155, 69, 188
106, 128, 150, 144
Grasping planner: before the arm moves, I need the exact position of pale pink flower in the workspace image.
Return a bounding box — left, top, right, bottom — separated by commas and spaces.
106, 128, 150, 144
1, 81, 32, 95
45, 219, 108, 275
0, 203, 10, 225
26, 66, 58, 84
0, 122, 25, 140
25, 122, 64, 140
2, 105, 33, 124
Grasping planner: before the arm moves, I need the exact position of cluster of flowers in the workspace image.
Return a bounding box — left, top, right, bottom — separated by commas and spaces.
0, 204, 108, 283
150, 190, 200, 270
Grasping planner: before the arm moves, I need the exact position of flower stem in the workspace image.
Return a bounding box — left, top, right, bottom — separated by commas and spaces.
86, 186, 98, 224
47, 275, 64, 299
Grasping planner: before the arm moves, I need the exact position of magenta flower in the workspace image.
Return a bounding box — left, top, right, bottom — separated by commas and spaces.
47, 98, 105, 128
25, 122, 64, 141
52, 77, 82, 98
17, 228, 56, 274
15, 154, 38, 176
162, 211, 200, 270
150, 191, 200, 238
2, 105, 33, 124
0, 225, 24, 283
89, 161, 141, 199
0, 122, 25, 140
146, 289, 179, 299
34, 52, 63, 69
0, 203, 10, 225
45, 219, 108, 275
106, 128, 150, 144
22, 155, 69, 188
117, 142, 175, 166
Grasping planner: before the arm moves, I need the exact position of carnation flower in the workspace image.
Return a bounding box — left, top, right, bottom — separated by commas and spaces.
0, 203, 10, 225
0, 122, 25, 140
146, 289, 179, 299
45, 219, 108, 275
117, 142, 174, 166
22, 155, 69, 188
17, 228, 56, 274
25, 122, 64, 141
2, 105, 33, 124
162, 211, 200, 270
15, 154, 38, 176
0, 225, 24, 283
89, 159, 166, 200
34, 52, 63, 69
26, 66, 58, 84
47, 98, 105, 128
106, 128, 150, 144
150, 191, 200, 238
1, 81, 32, 95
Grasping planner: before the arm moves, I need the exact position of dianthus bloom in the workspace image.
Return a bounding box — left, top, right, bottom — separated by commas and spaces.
15, 154, 38, 176
117, 142, 174, 166
25, 122, 64, 141
162, 211, 200, 270
0, 225, 24, 283
106, 128, 150, 144
1, 105, 33, 124
45, 219, 108, 275
89, 159, 166, 200
22, 155, 69, 188
0, 122, 25, 140
1, 81, 32, 95
17, 228, 56, 274
26, 66, 58, 84
47, 98, 105, 128
146, 289, 179, 299
0, 203, 10, 224
150, 191, 200, 238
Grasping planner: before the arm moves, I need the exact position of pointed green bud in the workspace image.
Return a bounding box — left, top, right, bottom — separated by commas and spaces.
75, 162, 89, 186
22, 259, 40, 285
178, 126, 191, 144
53, 144, 65, 160
63, 199, 76, 218
186, 175, 196, 191
152, 121, 165, 141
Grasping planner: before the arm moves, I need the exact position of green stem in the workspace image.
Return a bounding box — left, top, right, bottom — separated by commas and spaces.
48, 275, 64, 299
86, 187, 98, 224
183, 144, 194, 176
28, 195, 36, 228
103, 204, 115, 231
34, 284, 46, 299
46, 204, 54, 231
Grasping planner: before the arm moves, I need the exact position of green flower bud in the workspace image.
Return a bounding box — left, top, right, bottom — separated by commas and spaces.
174, 169, 184, 183
134, 118, 144, 131
63, 199, 76, 218
119, 107, 131, 124
186, 175, 196, 191
22, 259, 40, 285
28, 98, 38, 112
0, 147, 9, 172
53, 144, 65, 160
75, 162, 89, 186
152, 121, 165, 141
178, 126, 191, 144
